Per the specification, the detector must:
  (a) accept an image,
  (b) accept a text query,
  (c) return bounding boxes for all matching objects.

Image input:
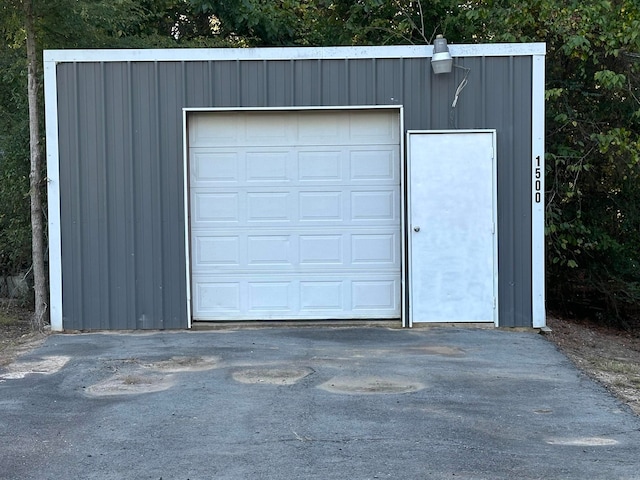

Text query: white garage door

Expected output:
[188,109,401,321]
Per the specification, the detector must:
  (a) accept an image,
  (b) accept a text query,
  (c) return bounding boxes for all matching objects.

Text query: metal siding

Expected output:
[375,59,403,106]
[513,57,533,327]
[482,57,533,327]
[158,63,188,328]
[211,61,240,107]
[240,61,265,106]
[57,64,82,330]
[349,59,374,105]
[321,60,347,105]
[184,62,210,107]
[130,63,158,328]
[78,63,109,329]
[267,60,294,106]
[486,57,516,327]
[104,62,134,329]
[55,53,536,329]
[451,58,479,129]
[293,60,321,105]
[430,67,453,129]
[402,58,430,130]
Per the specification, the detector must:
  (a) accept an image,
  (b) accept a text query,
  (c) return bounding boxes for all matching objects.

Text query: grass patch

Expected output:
[611,376,640,391]
[0,311,20,326]
[595,359,640,376]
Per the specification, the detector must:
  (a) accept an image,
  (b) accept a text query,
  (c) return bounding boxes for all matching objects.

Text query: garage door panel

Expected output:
[246,151,291,181]
[352,280,397,310]
[191,229,400,272]
[194,235,240,266]
[196,282,241,314]
[247,192,292,222]
[193,274,400,319]
[192,151,240,182]
[297,114,347,143]
[249,281,292,310]
[189,111,399,148]
[247,235,293,265]
[191,146,399,187]
[351,190,398,221]
[245,114,293,144]
[300,281,344,310]
[191,188,400,228]
[299,235,343,264]
[193,192,239,223]
[298,151,343,181]
[299,192,343,221]
[349,112,399,144]
[189,110,401,321]
[351,234,397,264]
[350,149,398,182]
[190,114,241,147]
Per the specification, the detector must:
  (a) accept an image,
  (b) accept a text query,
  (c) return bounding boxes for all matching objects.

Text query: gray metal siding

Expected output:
[56,54,534,329]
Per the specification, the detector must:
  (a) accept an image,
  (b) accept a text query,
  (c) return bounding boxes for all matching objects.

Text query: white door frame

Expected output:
[182,105,405,327]
[406,129,498,327]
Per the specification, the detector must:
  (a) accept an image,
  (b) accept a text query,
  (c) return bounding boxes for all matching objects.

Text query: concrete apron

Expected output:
[1,327,639,480]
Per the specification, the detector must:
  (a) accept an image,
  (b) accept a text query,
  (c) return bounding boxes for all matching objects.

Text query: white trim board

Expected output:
[182,109,192,329]
[44,53,63,332]
[531,54,546,328]
[44,43,546,64]
[183,105,404,113]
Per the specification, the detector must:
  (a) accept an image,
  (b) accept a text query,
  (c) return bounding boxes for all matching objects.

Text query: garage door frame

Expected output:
[182,106,406,328]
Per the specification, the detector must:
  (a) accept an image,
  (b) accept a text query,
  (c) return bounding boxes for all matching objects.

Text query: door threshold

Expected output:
[191,319,402,330]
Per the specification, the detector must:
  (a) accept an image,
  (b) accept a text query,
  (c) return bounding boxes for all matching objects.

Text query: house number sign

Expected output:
[534,155,542,203]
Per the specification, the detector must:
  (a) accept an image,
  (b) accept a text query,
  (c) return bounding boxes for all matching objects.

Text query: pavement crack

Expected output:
[291,429,313,442]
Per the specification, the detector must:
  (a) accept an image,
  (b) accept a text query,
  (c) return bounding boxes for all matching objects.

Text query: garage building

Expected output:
[44,43,546,330]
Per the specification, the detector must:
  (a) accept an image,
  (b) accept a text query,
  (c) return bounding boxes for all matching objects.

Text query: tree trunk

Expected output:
[24,0,48,329]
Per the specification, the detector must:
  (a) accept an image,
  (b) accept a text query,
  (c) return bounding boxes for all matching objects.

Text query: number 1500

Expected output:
[534,155,542,203]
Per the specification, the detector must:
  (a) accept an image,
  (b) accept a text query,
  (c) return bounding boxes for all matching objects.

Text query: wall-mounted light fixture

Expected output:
[431,35,453,74]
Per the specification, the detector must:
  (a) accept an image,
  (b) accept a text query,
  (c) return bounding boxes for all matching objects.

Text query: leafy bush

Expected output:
[462,0,640,327]
[0,45,31,277]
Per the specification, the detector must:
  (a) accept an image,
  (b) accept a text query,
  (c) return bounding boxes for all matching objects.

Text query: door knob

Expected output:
[413,226,420,232]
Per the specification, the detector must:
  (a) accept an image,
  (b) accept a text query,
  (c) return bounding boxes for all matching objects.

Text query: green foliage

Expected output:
[461,0,640,325]
[0,122,31,275]
[0,0,237,278]
[186,0,337,46]
[0,23,31,276]
[315,0,468,46]
[31,0,236,48]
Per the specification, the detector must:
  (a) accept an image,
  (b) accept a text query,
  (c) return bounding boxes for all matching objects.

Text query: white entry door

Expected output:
[407,130,497,324]
[188,109,402,321]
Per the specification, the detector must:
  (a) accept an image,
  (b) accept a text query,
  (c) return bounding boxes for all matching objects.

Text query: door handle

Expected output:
[413,226,420,232]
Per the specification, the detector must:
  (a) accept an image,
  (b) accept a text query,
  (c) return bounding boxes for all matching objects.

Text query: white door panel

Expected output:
[193,275,400,318]
[190,145,400,186]
[407,131,497,323]
[189,110,399,148]
[190,187,399,227]
[190,229,400,272]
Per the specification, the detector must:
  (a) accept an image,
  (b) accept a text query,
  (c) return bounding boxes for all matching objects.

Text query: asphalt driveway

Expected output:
[1,326,639,480]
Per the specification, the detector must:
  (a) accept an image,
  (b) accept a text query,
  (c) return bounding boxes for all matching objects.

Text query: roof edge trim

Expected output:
[44,43,546,63]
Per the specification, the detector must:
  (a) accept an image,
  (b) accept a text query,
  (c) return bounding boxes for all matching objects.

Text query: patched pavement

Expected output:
[1,326,639,479]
